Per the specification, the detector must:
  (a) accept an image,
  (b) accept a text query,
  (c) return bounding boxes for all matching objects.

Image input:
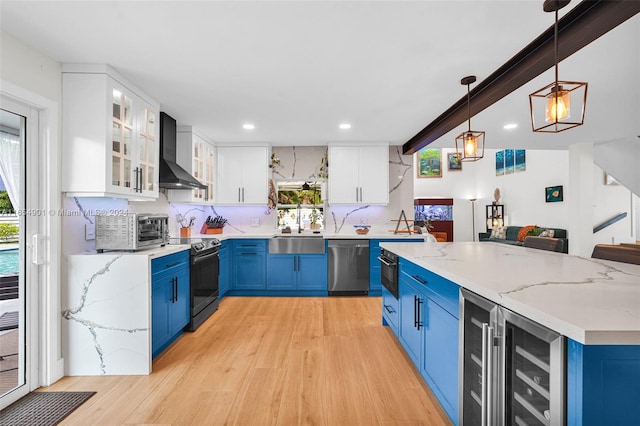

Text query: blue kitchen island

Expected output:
[380,241,640,426]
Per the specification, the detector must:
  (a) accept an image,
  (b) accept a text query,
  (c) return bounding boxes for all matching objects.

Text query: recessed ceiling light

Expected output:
[503,123,518,130]
[243,123,255,130]
[339,123,351,130]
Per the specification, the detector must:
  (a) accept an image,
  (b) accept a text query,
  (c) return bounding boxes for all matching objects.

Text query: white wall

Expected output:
[414,148,571,242]
[0,30,62,103]
[413,147,636,251]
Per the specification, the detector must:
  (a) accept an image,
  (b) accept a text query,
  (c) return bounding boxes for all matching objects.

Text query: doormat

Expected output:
[0,391,96,426]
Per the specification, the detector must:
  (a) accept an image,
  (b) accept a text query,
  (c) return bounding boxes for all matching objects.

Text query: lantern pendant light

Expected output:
[455,76,485,162]
[529,0,588,133]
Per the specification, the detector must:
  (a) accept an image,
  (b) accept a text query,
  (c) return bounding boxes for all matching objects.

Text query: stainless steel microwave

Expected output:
[95,213,169,252]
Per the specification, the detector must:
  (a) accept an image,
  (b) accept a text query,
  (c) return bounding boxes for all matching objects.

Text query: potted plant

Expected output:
[309,209,321,230]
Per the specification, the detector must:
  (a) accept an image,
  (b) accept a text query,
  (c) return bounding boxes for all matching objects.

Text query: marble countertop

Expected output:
[380,241,640,346]
[71,244,191,258]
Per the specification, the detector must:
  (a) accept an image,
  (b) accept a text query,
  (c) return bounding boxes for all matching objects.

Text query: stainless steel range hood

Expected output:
[159,112,206,190]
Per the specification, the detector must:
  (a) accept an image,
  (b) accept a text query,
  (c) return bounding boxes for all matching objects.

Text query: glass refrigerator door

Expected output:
[502,309,565,426]
[460,290,496,426]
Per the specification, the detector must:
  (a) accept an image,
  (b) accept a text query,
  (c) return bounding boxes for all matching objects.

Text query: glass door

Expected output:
[459,289,500,426]
[501,309,565,426]
[0,99,38,408]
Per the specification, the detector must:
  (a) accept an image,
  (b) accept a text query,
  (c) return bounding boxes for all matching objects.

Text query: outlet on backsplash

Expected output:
[251,217,260,227]
[360,218,368,225]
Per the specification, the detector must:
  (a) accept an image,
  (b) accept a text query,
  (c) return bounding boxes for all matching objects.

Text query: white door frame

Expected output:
[1,79,63,408]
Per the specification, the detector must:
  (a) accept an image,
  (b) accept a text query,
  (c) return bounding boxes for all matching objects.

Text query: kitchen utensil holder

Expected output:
[180,227,191,237]
[205,228,223,234]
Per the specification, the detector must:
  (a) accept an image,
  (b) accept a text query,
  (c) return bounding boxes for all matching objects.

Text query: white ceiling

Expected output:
[1,1,638,150]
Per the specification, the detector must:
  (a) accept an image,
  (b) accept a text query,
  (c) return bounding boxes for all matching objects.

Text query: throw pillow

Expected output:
[539,229,555,238]
[490,226,507,239]
[517,225,536,242]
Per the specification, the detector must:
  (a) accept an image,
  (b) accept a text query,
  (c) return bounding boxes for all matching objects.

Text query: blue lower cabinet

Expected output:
[567,339,640,426]
[381,287,400,335]
[266,253,327,293]
[422,298,459,424]
[151,274,173,356]
[398,277,424,367]
[233,239,267,290]
[218,241,231,298]
[397,258,460,425]
[297,254,327,291]
[151,250,190,358]
[267,255,296,290]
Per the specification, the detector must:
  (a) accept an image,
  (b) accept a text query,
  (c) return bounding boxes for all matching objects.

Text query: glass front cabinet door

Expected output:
[62,64,160,200]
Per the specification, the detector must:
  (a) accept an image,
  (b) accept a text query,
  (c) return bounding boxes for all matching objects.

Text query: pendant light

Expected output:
[455,76,485,162]
[529,0,587,133]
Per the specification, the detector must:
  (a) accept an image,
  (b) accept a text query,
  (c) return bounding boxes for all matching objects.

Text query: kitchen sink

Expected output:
[269,235,325,254]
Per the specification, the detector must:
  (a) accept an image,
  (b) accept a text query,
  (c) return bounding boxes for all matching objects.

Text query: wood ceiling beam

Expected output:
[402,0,640,155]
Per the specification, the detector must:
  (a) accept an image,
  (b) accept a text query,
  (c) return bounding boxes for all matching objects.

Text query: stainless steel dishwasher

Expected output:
[327,239,369,295]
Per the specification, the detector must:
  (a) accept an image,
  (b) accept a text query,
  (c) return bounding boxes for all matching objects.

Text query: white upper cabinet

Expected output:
[328,144,389,205]
[167,127,216,204]
[216,145,269,205]
[62,64,160,200]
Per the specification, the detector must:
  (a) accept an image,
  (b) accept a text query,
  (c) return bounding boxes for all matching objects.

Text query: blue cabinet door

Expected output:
[399,278,423,367]
[233,240,266,290]
[422,297,459,425]
[152,274,172,357]
[381,287,400,335]
[234,253,266,289]
[171,268,191,335]
[297,254,327,290]
[267,254,296,290]
[218,242,231,297]
[567,340,640,426]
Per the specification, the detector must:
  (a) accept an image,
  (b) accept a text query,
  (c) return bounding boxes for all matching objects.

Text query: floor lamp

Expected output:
[469,198,477,242]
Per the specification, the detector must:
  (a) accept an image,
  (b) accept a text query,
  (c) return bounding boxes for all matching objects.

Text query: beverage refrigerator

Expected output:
[459,289,566,426]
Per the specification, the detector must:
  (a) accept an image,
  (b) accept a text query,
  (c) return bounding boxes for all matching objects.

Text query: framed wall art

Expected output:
[515,149,526,172]
[504,149,515,175]
[495,150,505,176]
[416,148,442,178]
[447,152,462,171]
[545,185,563,203]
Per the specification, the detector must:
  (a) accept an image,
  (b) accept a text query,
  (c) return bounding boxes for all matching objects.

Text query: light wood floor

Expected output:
[44,297,451,425]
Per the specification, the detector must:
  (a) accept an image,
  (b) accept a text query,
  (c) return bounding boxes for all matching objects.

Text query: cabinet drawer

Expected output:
[382,287,400,331]
[152,250,190,278]
[233,239,267,253]
[400,259,459,318]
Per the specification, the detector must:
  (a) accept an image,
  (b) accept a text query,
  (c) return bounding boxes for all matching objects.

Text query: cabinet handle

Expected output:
[242,187,245,202]
[165,261,181,268]
[138,168,143,192]
[238,188,241,202]
[416,298,423,330]
[174,277,179,302]
[413,296,418,328]
[359,187,363,202]
[481,323,495,426]
[133,167,139,192]
[383,304,394,314]
[170,277,175,302]
[240,252,257,255]
[412,275,427,285]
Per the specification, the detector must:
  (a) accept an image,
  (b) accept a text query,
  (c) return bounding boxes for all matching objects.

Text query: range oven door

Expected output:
[378,250,399,298]
[191,250,219,318]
